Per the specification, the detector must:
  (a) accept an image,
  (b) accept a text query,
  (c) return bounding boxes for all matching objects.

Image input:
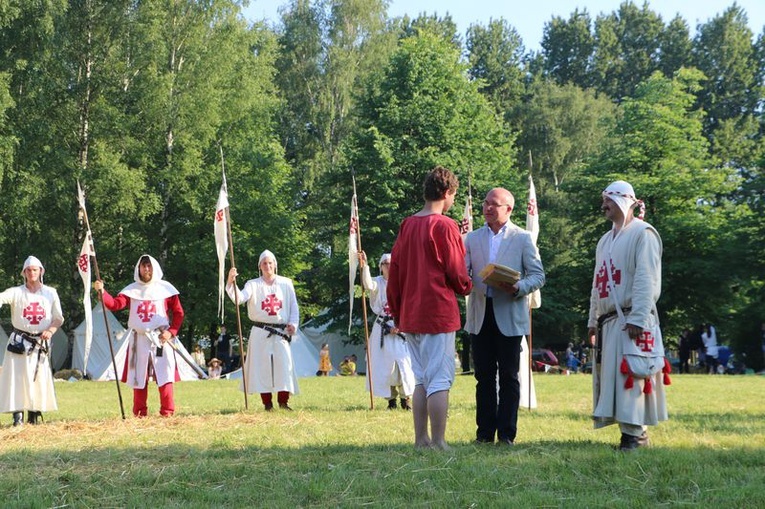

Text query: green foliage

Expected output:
[465,18,526,119]
[310,29,515,334]
[541,9,595,89]
[567,69,740,336]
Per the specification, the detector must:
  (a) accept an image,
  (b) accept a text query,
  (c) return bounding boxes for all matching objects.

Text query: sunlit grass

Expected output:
[1,373,763,507]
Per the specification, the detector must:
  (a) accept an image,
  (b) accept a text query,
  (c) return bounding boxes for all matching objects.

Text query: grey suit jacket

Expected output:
[464,221,545,337]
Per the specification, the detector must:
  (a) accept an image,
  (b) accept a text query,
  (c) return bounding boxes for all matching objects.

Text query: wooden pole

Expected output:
[78,183,126,420]
[353,176,374,409]
[225,207,249,410]
[219,148,249,410]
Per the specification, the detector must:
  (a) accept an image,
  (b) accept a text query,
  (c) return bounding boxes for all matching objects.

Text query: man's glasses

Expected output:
[482,200,511,209]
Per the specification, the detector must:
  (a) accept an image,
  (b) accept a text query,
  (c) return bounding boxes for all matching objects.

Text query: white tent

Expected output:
[73,304,201,381]
[73,304,129,380]
[223,330,321,380]
[50,329,69,372]
[0,325,7,374]
[223,322,365,380]
[301,320,367,375]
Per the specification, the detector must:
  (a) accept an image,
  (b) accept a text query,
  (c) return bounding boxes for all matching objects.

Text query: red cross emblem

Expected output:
[261,294,283,316]
[216,209,225,223]
[527,198,537,216]
[137,301,157,322]
[383,303,391,315]
[23,302,46,325]
[594,260,621,298]
[349,216,358,235]
[78,253,89,273]
[635,331,655,352]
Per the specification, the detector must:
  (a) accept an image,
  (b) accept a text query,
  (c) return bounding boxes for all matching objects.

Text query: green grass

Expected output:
[1,373,763,508]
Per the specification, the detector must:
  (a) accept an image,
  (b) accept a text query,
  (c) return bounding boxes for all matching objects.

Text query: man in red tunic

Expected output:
[387,166,472,450]
[94,255,184,417]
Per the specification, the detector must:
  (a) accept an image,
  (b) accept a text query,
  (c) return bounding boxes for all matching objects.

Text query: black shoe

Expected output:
[26,411,42,425]
[400,398,411,411]
[387,399,397,410]
[264,403,274,412]
[474,437,494,444]
[278,403,293,411]
[619,432,648,451]
[12,412,23,427]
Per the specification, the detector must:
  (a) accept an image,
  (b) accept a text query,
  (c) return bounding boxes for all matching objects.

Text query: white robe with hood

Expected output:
[227,260,300,395]
[117,255,181,389]
[588,219,668,428]
[361,265,415,399]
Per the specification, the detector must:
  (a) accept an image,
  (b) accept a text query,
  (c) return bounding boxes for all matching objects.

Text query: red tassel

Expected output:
[663,358,672,385]
[624,375,634,390]
[643,377,652,394]
[620,357,630,375]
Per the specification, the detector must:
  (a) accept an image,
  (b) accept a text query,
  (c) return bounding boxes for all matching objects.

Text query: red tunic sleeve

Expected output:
[100,290,130,311]
[164,294,185,337]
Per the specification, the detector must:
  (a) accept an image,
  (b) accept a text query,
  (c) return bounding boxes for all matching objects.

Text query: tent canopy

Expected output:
[0,324,67,373]
[73,304,201,381]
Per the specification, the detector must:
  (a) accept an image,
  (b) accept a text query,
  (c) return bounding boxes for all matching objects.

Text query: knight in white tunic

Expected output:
[0,256,64,426]
[587,180,669,451]
[360,251,415,410]
[95,255,185,417]
[227,250,299,411]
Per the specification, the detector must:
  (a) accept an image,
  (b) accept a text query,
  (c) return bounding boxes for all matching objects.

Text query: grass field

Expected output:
[1,372,763,508]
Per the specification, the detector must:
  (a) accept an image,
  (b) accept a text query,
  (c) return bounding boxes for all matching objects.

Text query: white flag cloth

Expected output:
[461,193,473,234]
[526,175,541,309]
[215,181,229,322]
[348,191,359,334]
[77,234,94,375]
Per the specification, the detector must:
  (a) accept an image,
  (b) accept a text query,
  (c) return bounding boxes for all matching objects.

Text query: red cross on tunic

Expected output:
[137,301,157,322]
[23,302,46,325]
[78,253,89,273]
[261,294,283,316]
[635,331,655,352]
[594,260,621,298]
[383,303,391,316]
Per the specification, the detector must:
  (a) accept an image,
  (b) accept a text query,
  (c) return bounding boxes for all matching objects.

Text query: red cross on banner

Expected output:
[77,253,89,273]
[261,294,283,316]
[23,302,46,325]
[527,197,537,216]
[635,331,655,352]
[137,301,157,322]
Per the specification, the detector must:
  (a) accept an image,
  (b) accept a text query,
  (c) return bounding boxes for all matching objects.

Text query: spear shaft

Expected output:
[78,185,126,420]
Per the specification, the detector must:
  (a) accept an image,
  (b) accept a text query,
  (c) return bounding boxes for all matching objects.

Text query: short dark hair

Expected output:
[139,255,152,266]
[423,165,458,201]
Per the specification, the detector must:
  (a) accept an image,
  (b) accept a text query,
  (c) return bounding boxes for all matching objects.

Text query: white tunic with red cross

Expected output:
[361,266,415,399]
[227,275,299,395]
[0,284,64,413]
[587,219,668,428]
[120,281,180,389]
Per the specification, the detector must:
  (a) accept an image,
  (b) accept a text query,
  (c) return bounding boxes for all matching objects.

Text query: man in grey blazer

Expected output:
[465,187,545,445]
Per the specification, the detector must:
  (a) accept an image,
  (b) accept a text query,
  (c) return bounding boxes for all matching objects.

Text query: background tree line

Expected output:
[0,0,762,369]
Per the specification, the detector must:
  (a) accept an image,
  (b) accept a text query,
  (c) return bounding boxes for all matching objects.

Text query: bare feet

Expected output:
[430,440,451,451]
[414,440,432,448]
